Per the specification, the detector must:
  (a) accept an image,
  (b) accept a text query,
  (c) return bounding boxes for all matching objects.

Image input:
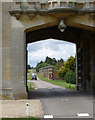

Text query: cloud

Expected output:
[28,39,76,67]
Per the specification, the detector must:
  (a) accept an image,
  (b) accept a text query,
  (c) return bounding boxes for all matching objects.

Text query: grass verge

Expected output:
[27,72,32,80]
[0,117,40,120]
[27,82,35,90]
[36,73,76,90]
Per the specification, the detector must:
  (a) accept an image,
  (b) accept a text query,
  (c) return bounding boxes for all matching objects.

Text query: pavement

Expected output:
[28,78,94,119]
[0,99,43,118]
[1,76,94,119]
[29,88,93,119]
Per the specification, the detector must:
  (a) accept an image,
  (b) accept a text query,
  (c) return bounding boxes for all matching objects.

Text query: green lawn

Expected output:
[27,82,35,90]
[27,72,32,80]
[36,74,76,90]
[0,117,40,120]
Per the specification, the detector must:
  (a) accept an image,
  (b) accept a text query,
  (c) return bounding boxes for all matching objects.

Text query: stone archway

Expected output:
[1,1,95,99]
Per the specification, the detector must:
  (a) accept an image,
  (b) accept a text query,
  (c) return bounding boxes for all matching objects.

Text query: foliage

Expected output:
[45,56,57,65]
[58,56,76,79]
[54,59,64,70]
[64,56,76,72]
[27,72,32,80]
[58,66,67,79]
[36,56,65,72]
[36,62,50,72]
[58,58,64,63]
[27,65,31,69]
[64,71,76,84]
[27,82,35,90]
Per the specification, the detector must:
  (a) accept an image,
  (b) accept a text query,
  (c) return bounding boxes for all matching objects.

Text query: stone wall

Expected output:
[53,70,60,80]
[1,0,95,99]
[76,30,95,93]
[1,2,27,99]
[39,66,59,80]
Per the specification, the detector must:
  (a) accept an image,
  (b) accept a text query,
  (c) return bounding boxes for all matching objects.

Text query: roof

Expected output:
[39,65,53,70]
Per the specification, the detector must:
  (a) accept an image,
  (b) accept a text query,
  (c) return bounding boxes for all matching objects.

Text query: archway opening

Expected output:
[26,26,79,93]
[25,26,93,118]
[27,39,76,89]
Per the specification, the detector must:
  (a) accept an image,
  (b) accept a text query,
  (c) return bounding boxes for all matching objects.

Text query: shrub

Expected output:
[64,71,76,84]
[58,66,67,79]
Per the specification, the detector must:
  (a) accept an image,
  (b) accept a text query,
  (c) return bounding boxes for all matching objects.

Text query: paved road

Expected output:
[28,80,93,119]
[28,78,65,89]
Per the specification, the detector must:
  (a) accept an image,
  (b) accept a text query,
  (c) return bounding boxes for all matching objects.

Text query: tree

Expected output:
[52,58,57,65]
[54,58,64,70]
[54,61,63,70]
[64,71,76,84]
[45,56,53,65]
[36,62,50,72]
[27,65,31,69]
[58,66,67,79]
[58,56,76,79]
[58,58,64,63]
[64,56,76,72]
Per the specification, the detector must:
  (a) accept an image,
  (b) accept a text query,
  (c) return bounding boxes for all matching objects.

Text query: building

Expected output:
[39,66,59,80]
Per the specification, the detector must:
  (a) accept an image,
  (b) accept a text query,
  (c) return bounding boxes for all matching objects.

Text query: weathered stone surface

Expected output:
[1,0,95,99]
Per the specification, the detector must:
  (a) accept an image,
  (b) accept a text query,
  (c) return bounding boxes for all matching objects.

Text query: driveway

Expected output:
[28,78,93,119]
[28,78,65,89]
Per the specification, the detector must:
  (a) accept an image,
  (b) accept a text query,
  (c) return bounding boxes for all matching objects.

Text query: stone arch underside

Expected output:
[26,26,82,44]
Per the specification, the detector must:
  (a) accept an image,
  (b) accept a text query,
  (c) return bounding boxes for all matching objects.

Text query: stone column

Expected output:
[77,43,83,91]
[11,16,27,99]
[90,35,95,94]
[0,2,2,115]
[26,49,28,93]
[80,31,94,93]
[81,31,91,92]
[0,1,2,99]
[76,44,78,90]
[82,35,90,92]
[2,2,12,99]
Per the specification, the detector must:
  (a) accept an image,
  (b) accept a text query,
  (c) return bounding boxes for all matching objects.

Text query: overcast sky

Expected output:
[27,39,76,67]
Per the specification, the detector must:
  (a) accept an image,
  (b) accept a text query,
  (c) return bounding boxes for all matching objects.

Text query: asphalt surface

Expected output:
[28,81,93,119]
[28,78,65,89]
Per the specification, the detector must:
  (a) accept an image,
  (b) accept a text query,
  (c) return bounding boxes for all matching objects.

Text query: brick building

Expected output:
[39,66,59,80]
[53,70,60,80]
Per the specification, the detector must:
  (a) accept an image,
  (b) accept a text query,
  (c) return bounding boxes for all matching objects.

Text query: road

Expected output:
[28,76,93,119]
[29,78,65,89]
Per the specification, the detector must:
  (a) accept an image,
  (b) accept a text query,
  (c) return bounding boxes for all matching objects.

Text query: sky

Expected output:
[27,39,76,67]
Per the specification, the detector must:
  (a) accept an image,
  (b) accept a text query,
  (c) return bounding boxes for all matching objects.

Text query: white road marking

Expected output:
[48,88,53,90]
[44,115,53,118]
[61,99,69,102]
[35,88,39,90]
[77,113,89,117]
[62,88,65,89]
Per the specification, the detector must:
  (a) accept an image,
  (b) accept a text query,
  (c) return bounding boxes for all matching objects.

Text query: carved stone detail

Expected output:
[28,13,35,20]
[27,4,36,11]
[34,2,41,10]
[15,13,21,20]
[11,2,22,11]
[20,1,29,11]
[9,1,95,16]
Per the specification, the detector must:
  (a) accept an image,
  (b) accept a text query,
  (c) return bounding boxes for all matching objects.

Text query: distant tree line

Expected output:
[36,56,64,72]
[36,56,76,84]
[27,65,32,69]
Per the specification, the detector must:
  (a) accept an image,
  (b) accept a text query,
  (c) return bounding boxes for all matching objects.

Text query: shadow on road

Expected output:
[28,88,93,99]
